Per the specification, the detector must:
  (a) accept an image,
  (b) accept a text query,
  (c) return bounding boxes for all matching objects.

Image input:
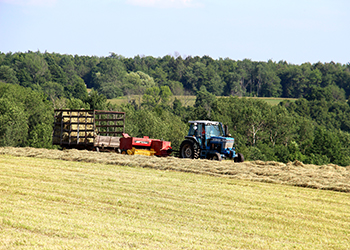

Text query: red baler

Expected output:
[120,134,172,157]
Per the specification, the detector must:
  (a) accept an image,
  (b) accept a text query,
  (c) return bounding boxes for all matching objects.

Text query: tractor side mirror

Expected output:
[224,125,231,137]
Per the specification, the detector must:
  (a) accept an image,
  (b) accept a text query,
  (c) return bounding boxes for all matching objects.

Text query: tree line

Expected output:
[0,51,350,166]
[1,51,350,101]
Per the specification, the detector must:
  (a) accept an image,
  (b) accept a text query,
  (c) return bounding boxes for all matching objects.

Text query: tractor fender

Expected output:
[184,136,199,144]
[184,136,200,153]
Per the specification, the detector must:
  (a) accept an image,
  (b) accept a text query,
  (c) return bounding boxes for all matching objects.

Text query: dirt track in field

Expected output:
[1,147,350,193]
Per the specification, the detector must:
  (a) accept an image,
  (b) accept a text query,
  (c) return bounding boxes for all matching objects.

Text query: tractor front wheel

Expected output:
[234,153,244,162]
[180,140,200,159]
[211,152,222,161]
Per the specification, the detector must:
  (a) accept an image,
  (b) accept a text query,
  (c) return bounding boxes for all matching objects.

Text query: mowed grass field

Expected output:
[1,150,350,249]
[108,95,197,107]
[108,95,296,107]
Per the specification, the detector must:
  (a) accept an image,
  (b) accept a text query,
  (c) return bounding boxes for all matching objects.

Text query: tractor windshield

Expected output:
[188,122,225,137]
[206,124,224,137]
[188,123,204,137]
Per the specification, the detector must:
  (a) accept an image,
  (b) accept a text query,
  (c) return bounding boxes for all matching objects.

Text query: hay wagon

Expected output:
[52,109,125,152]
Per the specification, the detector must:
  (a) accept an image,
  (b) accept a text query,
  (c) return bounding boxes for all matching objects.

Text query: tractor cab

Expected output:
[187,121,224,147]
[180,120,244,162]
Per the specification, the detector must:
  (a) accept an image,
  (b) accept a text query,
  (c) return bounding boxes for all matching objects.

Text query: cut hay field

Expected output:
[108,95,197,107]
[1,147,350,249]
[108,95,296,107]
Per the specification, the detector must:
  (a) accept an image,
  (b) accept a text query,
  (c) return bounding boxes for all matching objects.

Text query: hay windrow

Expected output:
[1,147,350,193]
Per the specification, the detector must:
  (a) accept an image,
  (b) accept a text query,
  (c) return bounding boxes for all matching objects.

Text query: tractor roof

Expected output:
[188,120,220,125]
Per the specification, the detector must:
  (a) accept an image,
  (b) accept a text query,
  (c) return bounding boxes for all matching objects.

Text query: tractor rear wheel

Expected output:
[180,140,200,159]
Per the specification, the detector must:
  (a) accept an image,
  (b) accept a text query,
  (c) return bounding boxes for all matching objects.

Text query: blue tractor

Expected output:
[179,120,244,162]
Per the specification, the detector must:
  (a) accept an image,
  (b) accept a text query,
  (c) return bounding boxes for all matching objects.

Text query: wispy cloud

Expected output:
[0,0,57,6]
[126,0,202,8]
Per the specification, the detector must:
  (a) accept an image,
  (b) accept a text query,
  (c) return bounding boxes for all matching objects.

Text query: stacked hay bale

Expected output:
[53,110,95,145]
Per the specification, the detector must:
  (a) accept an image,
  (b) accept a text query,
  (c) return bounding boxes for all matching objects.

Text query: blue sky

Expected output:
[0,0,349,64]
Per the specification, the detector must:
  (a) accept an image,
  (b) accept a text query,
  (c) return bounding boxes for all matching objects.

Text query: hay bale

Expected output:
[54,111,95,144]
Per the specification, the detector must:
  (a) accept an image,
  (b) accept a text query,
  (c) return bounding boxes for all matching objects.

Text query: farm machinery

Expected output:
[52,109,172,156]
[179,120,244,162]
[53,109,126,151]
[119,134,172,157]
[52,110,242,161]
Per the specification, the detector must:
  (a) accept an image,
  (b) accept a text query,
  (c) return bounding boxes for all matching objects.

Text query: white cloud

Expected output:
[0,0,56,6]
[126,0,201,8]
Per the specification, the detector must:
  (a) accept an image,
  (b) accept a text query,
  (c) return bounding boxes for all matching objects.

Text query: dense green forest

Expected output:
[1,51,350,166]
